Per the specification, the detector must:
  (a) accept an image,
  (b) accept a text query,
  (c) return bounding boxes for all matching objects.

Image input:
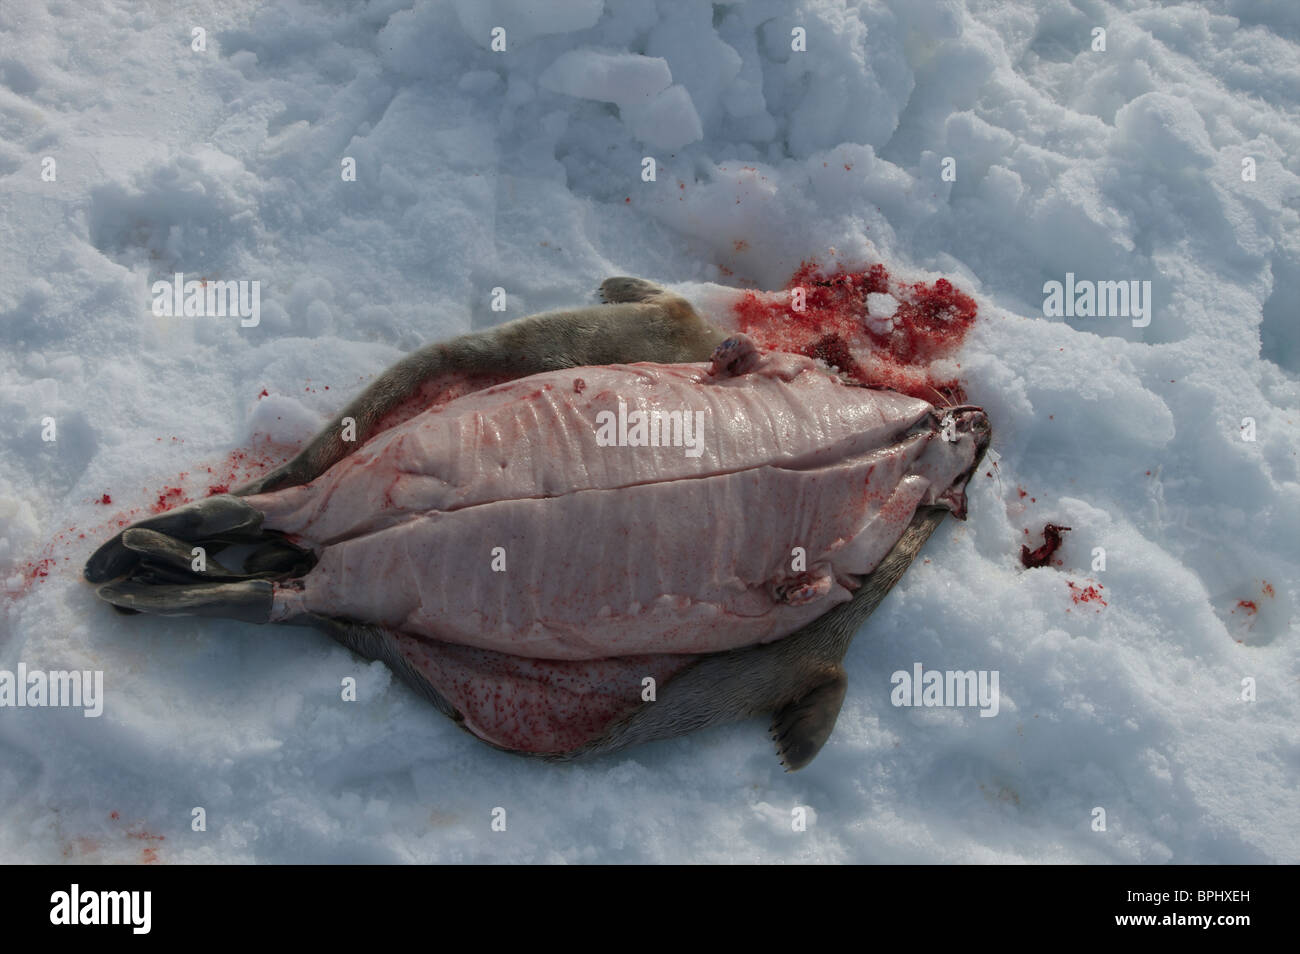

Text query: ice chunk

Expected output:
[621,84,703,150]
[539,51,672,107]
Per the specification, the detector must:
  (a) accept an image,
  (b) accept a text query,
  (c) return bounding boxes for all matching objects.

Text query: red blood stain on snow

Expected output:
[139,448,290,515]
[5,553,59,600]
[734,239,749,252]
[1021,524,1071,568]
[63,813,166,861]
[1233,600,1258,615]
[1067,581,1106,610]
[802,334,866,383]
[5,441,297,603]
[151,486,185,513]
[1262,581,1275,597]
[101,813,166,863]
[61,836,100,859]
[732,260,977,403]
[28,557,55,581]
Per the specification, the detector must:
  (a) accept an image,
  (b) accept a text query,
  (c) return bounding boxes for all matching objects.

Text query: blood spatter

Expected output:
[98,494,112,504]
[134,447,290,517]
[22,557,55,585]
[151,486,185,514]
[1021,523,1071,568]
[1067,581,1107,608]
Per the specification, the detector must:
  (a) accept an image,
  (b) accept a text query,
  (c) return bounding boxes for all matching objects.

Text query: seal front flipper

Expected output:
[771,666,848,771]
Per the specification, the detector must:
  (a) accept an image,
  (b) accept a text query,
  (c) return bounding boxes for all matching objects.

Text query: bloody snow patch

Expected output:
[109,814,166,864]
[151,486,185,513]
[1021,523,1071,568]
[19,557,55,587]
[732,261,977,403]
[3,540,79,600]
[138,446,293,515]
[1067,581,1107,609]
[6,445,295,603]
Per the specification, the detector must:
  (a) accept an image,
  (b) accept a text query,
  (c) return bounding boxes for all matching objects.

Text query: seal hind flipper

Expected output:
[120,528,241,579]
[117,527,312,581]
[771,666,848,771]
[95,579,273,623]
[84,494,266,583]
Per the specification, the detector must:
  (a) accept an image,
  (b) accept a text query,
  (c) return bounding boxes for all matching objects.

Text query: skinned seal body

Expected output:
[85,278,990,769]
[254,349,977,661]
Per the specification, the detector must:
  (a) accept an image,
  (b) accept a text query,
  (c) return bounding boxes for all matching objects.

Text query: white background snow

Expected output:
[1,0,1297,863]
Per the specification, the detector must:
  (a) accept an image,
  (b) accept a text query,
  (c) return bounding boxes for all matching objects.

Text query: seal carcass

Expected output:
[85,279,989,769]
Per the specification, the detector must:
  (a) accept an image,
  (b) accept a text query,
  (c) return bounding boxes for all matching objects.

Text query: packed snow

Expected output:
[1,0,1297,863]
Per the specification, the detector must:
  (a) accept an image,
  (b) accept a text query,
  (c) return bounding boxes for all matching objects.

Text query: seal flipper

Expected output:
[84,494,267,583]
[84,495,312,627]
[771,666,848,771]
[95,579,273,623]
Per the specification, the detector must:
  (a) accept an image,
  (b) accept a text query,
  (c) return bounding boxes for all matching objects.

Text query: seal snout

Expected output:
[935,405,991,520]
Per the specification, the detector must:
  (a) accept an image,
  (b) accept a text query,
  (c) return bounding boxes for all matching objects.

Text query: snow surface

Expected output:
[1,0,1298,863]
